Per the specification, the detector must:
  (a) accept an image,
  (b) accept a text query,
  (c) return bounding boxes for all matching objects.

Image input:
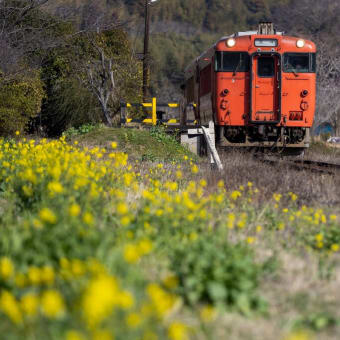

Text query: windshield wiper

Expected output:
[291,67,299,77]
[233,55,242,76]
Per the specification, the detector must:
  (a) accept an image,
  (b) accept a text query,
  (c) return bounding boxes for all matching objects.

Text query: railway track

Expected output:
[253,156,340,175]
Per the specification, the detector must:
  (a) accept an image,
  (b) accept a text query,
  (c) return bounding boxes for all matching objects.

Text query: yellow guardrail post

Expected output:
[152,97,157,125]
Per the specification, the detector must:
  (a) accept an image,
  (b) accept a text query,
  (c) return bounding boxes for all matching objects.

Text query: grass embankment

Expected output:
[0,126,340,340]
[66,125,194,163]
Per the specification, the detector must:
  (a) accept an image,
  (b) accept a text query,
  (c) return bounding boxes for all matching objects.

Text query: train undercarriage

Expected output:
[216,125,309,150]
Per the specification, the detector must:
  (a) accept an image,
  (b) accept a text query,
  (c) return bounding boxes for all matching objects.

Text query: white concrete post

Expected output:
[202,121,223,171]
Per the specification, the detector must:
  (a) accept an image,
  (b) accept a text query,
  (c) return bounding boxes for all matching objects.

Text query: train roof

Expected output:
[184,29,314,78]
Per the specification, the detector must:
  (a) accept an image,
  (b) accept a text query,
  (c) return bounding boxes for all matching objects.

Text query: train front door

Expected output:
[251,55,280,123]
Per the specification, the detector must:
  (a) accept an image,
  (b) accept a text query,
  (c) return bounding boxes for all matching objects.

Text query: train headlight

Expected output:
[226,38,236,47]
[296,39,305,48]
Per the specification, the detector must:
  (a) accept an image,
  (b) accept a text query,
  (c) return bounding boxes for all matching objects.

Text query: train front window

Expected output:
[257,57,275,77]
[215,52,250,72]
[283,53,313,73]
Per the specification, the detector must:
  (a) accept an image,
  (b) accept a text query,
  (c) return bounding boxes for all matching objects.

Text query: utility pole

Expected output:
[143,0,150,103]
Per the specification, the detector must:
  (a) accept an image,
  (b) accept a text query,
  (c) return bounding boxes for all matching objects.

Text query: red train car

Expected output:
[183,23,316,154]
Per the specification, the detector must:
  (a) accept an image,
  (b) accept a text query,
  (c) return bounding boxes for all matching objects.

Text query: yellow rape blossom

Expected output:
[247,236,256,244]
[68,204,81,217]
[163,275,179,290]
[92,330,113,340]
[41,266,55,285]
[230,190,241,200]
[126,312,142,328]
[200,305,217,322]
[191,164,199,174]
[124,244,141,264]
[39,208,57,224]
[28,266,41,285]
[168,322,189,340]
[0,257,14,279]
[331,244,339,252]
[65,330,85,340]
[41,290,65,319]
[0,291,22,324]
[20,293,39,317]
[82,274,120,327]
[82,212,94,226]
[117,202,128,215]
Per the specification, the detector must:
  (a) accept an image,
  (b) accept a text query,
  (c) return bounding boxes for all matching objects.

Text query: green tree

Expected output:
[0,70,45,135]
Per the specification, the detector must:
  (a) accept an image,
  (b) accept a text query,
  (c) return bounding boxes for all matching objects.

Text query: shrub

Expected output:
[0,70,44,136]
[169,233,267,314]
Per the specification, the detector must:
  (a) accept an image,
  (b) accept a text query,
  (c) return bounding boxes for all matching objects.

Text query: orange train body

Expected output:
[184,24,316,150]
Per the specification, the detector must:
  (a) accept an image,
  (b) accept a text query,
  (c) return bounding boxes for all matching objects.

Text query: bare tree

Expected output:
[86,46,115,126]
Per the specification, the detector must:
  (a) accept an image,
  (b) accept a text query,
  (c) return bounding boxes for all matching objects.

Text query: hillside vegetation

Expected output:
[1,0,338,136]
[43,0,340,133]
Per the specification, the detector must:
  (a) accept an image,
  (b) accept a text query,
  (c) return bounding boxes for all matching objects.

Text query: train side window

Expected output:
[283,53,312,73]
[215,52,250,72]
[310,53,316,72]
[215,52,222,71]
[257,57,274,77]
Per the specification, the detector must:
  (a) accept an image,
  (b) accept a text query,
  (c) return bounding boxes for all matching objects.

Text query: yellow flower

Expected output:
[191,164,199,174]
[138,239,153,255]
[20,293,39,317]
[217,180,224,188]
[256,225,262,233]
[199,179,207,187]
[316,241,324,249]
[331,244,339,252]
[82,274,120,327]
[246,236,256,244]
[41,266,55,285]
[41,290,65,319]
[284,330,312,340]
[15,130,20,136]
[230,190,241,200]
[83,212,94,226]
[39,208,57,224]
[273,193,282,202]
[282,208,289,213]
[111,141,118,149]
[0,291,22,324]
[47,181,64,195]
[68,204,81,217]
[0,257,14,279]
[124,244,140,264]
[200,305,216,322]
[117,202,128,215]
[28,266,41,285]
[278,222,285,230]
[71,259,86,277]
[15,273,26,288]
[118,290,134,309]
[147,283,177,318]
[126,312,142,328]
[120,216,131,226]
[65,330,85,340]
[92,330,113,340]
[163,275,179,289]
[315,233,323,242]
[168,322,189,340]
[330,215,337,221]
[176,170,183,179]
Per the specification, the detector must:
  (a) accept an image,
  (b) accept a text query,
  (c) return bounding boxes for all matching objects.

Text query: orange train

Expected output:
[183,23,316,153]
